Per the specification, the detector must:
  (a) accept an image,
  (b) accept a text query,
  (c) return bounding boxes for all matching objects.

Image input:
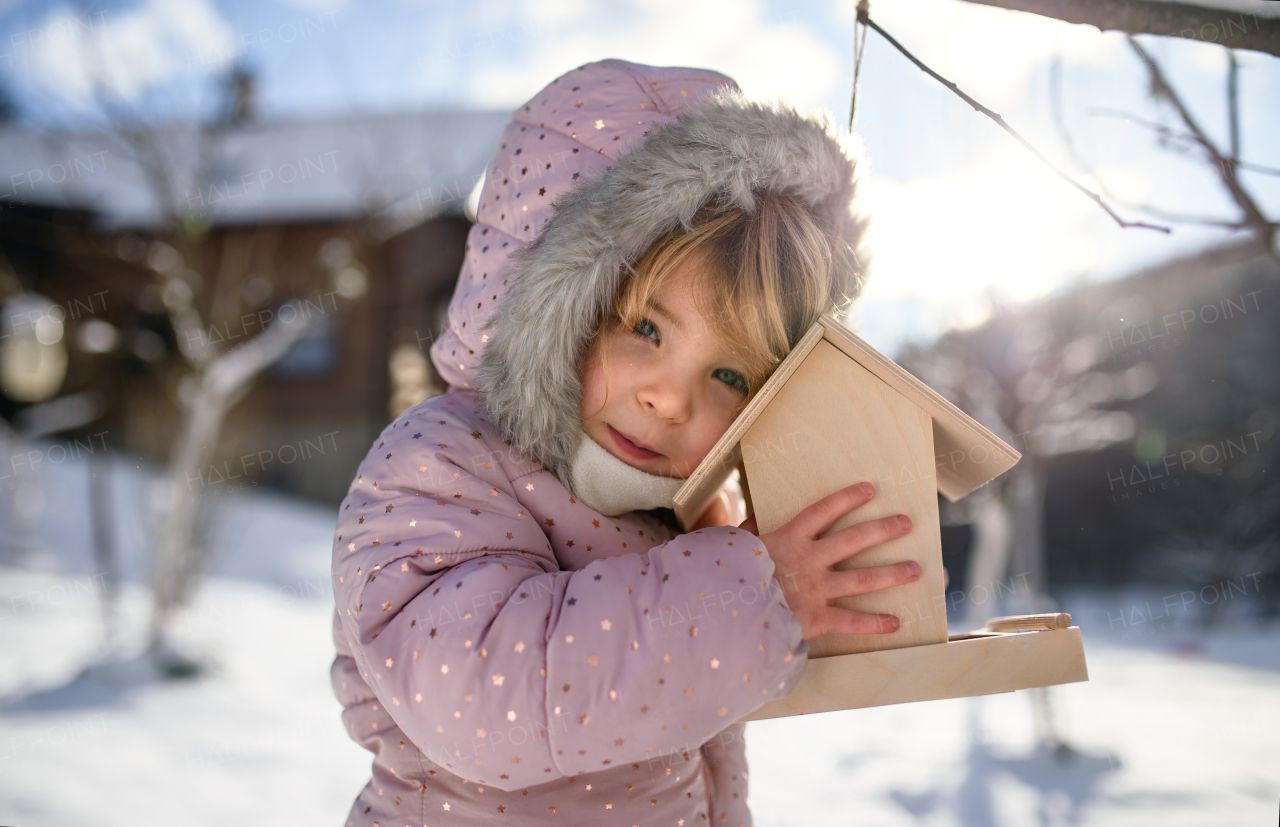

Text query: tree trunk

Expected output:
[147,300,315,659]
[88,451,119,653]
[1009,458,1055,615]
[963,484,1015,629]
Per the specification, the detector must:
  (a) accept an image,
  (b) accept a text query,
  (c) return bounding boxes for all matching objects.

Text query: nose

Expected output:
[636,372,692,424]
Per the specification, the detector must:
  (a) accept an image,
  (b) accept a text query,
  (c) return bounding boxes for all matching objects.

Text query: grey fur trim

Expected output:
[476,89,867,491]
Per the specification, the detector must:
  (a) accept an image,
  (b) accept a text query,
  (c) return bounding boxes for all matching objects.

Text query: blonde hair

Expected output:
[602,191,852,397]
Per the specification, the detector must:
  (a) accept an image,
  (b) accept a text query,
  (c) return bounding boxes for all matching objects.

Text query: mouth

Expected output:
[607,424,664,461]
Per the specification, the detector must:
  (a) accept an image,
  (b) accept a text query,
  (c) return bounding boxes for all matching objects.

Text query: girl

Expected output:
[331,59,921,826]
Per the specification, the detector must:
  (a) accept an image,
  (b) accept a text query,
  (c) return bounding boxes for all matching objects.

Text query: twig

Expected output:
[1108,205,1263,229]
[849,0,870,132]
[1227,50,1240,161]
[1049,62,1248,232]
[858,9,1170,234]
[1236,160,1280,178]
[1087,108,1198,146]
[1047,55,1080,165]
[1089,107,1280,176]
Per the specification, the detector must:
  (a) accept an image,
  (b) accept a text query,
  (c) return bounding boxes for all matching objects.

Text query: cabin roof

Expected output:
[0,109,509,232]
[674,314,1021,527]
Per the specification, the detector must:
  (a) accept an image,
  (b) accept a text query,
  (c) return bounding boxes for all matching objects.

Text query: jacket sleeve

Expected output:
[540,526,808,779]
[702,722,753,827]
[334,412,808,792]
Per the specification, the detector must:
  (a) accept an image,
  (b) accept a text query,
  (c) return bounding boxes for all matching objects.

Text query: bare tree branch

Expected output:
[1050,58,1262,231]
[1126,35,1277,256]
[858,8,1171,233]
[1237,159,1280,177]
[849,11,870,132]
[1088,108,1198,147]
[1227,49,1240,160]
[957,0,1280,58]
[1049,54,1102,173]
[1088,107,1280,176]
[1103,204,1263,229]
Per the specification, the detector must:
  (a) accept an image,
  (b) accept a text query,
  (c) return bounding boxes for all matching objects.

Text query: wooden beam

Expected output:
[738,626,1088,721]
[956,0,1280,58]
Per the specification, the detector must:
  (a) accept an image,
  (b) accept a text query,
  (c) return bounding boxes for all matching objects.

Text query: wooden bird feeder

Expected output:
[673,314,1088,720]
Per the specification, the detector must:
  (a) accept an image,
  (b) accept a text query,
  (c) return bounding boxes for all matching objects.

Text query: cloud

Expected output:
[847,150,1113,352]
[25,0,236,103]
[424,0,842,115]
[272,0,346,13]
[858,149,1110,309]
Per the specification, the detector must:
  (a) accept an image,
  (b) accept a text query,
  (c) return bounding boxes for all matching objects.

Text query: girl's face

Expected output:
[580,254,752,478]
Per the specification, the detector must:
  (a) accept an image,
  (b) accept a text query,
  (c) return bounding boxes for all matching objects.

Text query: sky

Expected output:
[0,0,1277,355]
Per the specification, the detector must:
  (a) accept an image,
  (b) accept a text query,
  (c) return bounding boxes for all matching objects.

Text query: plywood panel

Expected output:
[737,627,1089,721]
[817,316,1021,501]
[672,323,825,530]
[741,340,948,657]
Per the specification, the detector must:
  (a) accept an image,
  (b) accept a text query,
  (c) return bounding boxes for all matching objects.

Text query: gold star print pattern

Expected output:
[332,64,798,825]
[337,510,785,823]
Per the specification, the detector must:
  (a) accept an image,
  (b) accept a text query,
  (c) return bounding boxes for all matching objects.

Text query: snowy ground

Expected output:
[1,449,1278,826]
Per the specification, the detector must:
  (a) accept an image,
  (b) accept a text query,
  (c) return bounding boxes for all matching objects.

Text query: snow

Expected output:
[746,632,1280,826]
[2,447,1278,826]
[0,571,365,825]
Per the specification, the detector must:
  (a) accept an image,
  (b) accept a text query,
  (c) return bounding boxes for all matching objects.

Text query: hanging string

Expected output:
[854,5,1170,233]
[848,0,869,133]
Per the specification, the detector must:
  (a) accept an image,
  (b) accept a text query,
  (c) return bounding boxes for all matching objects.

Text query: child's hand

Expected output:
[739,482,919,641]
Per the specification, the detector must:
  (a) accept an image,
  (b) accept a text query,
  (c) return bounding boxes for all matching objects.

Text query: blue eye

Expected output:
[713,367,748,395]
[631,318,659,343]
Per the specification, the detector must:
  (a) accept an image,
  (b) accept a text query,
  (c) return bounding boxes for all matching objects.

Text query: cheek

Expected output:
[684,405,738,465]
[580,347,607,419]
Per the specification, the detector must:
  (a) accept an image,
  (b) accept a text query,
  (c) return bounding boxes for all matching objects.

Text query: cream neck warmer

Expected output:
[568,431,684,517]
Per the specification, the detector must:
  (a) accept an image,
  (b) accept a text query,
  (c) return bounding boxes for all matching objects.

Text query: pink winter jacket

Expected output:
[331,60,864,827]
[331,389,804,826]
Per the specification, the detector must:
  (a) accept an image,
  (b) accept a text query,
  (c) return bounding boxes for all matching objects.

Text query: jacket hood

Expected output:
[430,59,867,493]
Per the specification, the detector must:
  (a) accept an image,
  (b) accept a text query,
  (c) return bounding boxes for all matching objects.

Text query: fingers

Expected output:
[738,513,758,534]
[822,560,921,600]
[791,482,876,539]
[807,606,900,639]
[815,513,913,568]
